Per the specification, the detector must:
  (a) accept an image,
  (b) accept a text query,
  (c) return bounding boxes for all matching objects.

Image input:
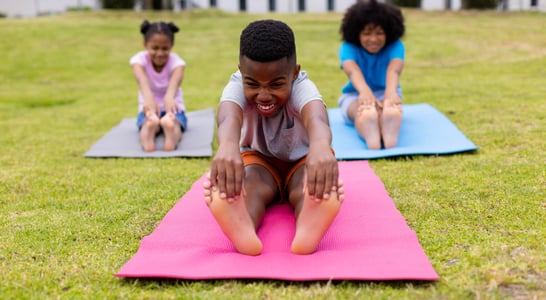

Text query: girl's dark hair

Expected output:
[239,19,296,63]
[340,0,405,46]
[140,20,179,44]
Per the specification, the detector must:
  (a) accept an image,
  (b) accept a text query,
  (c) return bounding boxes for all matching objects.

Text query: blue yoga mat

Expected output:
[329,103,478,160]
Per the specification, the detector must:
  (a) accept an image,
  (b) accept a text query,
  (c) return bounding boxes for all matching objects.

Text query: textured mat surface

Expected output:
[116,161,439,281]
[329,103,478,160]
[85,108,214,158]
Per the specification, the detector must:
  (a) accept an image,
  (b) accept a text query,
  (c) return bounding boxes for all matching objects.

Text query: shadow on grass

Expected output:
[119,277,436,290]
[338,149,480,163]
[21,98,77,108]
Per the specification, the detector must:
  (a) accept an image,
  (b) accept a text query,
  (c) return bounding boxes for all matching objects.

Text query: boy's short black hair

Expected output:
[240,19,296,63]
[140,20,179,44]
[340,0,405,46]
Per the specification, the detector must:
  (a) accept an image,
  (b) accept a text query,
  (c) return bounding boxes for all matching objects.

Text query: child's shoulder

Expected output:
[384,39,405,53]
[294,70,310,83]
[132,50,148,58]
[167,52,186,67]
[129,50,149,65]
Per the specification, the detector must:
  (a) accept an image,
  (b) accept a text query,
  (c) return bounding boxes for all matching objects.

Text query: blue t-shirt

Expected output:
[339,39,405,94]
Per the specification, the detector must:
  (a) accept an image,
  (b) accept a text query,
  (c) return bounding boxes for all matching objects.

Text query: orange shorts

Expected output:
[241,151,306,201]
[241,148,335,202]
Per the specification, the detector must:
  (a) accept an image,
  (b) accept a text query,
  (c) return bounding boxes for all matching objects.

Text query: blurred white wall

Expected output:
[3,0,543,17]
[0,0,100,18]
[503,0,546,11]
[247,0,268,13]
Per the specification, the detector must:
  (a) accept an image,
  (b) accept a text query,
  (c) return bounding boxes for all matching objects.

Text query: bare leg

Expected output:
[380,105,402,149]
[160,113,182,151]
[140,115,160,152]
[355,104,381,150]
[289,168,344,255]
[203,165,277,256]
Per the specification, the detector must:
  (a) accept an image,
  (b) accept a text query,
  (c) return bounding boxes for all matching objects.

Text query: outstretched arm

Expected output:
[132,64,160,116]
[383,58,404,107]
[342,60,376,106]
[210,101,245,201]
[301,100,339,201]
[163,65,185,113]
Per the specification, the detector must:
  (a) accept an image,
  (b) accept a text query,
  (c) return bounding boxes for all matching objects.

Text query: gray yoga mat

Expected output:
[84,108,215,158]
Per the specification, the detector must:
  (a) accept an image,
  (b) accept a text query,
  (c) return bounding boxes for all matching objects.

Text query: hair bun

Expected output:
[140,20,151,35]
[167,22,179,34]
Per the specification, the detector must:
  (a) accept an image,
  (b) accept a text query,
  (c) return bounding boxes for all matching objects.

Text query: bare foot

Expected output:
[140,117,159,152]
[291,181,344,255]
[203,179,263,256]
[355,105,381,150]
[160,113,182,151]
[381,105,402,149]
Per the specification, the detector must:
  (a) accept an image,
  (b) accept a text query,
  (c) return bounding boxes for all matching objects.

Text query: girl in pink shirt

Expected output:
[130,20,187,152]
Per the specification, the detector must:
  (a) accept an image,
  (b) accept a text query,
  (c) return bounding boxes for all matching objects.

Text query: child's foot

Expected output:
[355,105,381,150]
[140,119,159,152]
[381,105,402,149]
[160,113,182,151]
[203,179,263,256]
[291,181,344,255]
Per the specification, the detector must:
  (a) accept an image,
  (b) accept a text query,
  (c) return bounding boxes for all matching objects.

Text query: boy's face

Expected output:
[239,56,300,117]
[144,33,173,69]
[359,23,386,54]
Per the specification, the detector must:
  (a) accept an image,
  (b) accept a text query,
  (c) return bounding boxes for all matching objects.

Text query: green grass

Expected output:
[0,8,544,299]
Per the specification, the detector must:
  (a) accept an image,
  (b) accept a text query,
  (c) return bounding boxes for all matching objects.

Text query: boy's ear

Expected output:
[292,64,301,81]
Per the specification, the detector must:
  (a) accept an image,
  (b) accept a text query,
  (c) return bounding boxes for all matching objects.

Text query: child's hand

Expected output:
[145,109,159,122]
[358,91,377,108]
[383,96,402,109]
[163,99,180,114]
[144,102,161,119]
[209,142,244,202]
[305,145,338,201]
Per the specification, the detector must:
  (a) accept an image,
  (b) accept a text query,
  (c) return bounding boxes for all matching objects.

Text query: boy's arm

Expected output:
[341,60,376,106]
[163,65,185,113]
[301,100,339,200]
[384,58,404,106]
[210,101,245,200]
[132,64,159,116]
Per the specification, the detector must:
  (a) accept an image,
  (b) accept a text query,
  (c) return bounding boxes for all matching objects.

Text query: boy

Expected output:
[203,20,344,256]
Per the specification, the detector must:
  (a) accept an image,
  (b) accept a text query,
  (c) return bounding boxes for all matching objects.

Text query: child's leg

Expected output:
[204,165,278,256]
[380,104,402,149]
[160,113,182,151]
[288,167,344,255]
[354,104,381,150]
[140,113,160,152]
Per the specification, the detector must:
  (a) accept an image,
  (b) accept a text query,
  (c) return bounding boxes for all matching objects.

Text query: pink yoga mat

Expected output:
[116,161,439,281]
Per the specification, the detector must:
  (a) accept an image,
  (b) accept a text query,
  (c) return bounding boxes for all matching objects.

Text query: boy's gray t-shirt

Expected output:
[220,70,323,162]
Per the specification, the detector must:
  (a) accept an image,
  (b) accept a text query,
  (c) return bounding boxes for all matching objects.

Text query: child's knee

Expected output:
[287,186,304,205]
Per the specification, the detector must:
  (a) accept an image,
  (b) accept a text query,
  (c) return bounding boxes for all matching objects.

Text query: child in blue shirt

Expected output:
[338,0,405,149]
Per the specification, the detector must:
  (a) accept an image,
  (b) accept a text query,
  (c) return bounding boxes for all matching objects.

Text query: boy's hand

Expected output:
[210,141,244,202]
[305,144,338,201]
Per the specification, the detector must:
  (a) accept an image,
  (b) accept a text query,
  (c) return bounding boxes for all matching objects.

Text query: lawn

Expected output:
[0,8,544,299]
